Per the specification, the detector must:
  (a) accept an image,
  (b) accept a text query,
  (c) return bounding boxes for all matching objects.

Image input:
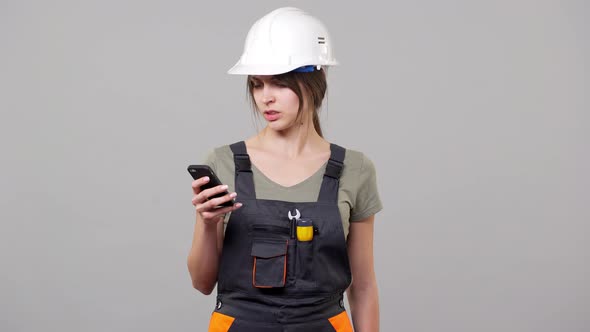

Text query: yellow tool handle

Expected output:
[296,226,314,241]
[296,219,314,241]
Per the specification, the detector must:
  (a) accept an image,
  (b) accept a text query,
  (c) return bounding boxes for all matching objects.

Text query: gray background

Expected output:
[1,0,588,331]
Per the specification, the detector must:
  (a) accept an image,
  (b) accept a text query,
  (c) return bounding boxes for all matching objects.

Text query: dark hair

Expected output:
[247,68,327,137]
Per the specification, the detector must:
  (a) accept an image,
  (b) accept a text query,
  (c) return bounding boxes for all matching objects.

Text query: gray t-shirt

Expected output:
[203,145,382,238]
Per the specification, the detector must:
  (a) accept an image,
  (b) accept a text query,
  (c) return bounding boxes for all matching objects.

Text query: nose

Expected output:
[261,86,275,105]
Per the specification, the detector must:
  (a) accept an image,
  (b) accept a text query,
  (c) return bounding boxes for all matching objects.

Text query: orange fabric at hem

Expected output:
[208,312,235,332]
[328,311,353,332]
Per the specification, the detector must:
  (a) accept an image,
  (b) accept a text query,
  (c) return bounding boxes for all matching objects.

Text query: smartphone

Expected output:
[187,165,235,208]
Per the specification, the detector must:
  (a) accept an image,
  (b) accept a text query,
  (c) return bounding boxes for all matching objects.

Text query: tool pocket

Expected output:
[295,240,316,288]
[251,238,288,288]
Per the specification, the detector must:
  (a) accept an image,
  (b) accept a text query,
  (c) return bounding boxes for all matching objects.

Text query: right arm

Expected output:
[187,177,242,295]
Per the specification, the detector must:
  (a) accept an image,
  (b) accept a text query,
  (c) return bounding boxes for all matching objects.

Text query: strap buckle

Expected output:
[324,159,343,179]
[234,154,252,172]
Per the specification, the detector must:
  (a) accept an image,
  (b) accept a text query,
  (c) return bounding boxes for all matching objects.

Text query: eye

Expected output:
[251,81,262,89]
[272,81,287,88]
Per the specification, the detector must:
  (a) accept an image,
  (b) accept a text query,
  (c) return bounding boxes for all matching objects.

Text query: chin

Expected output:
[266,121,296,132]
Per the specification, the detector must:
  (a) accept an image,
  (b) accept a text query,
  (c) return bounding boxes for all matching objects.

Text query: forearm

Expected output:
[187,219,221,294]
[347,282,380,332]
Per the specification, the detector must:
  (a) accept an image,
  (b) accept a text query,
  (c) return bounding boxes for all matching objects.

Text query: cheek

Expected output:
[282,90,300,111]
[251,91,265,108]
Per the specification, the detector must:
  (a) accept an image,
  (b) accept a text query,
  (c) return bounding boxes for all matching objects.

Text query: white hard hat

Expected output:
[228,7,338,75]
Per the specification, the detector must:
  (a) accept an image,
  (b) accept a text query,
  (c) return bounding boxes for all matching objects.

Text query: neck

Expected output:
[254,120,327,159]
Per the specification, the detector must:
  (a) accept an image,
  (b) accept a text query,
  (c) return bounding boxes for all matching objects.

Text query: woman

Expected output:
[188,7,382,331]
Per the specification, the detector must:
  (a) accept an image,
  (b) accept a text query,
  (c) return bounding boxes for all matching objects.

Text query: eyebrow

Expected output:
[249,76,283,85]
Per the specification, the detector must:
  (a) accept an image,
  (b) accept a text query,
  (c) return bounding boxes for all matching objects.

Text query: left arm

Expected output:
[346,214,379,332]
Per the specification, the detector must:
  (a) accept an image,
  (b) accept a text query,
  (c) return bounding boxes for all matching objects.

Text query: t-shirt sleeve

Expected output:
[350,153,383,222]
[202,149,217,173]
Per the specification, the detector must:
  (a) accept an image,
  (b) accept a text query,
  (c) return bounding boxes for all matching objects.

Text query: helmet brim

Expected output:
[227,61,339,76]
[227,63,302,76]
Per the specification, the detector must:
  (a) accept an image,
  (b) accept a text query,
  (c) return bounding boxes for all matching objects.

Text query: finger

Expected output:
[193,184,227,205]
[192,190,235,206]
[196,184,230,205]
[191,176,210,194]
[195,191,239,214]
[191,195,200,206]
[196,190,235,212]
[199,184,229,200]
[207,191,237,208]
[201,202,243,220]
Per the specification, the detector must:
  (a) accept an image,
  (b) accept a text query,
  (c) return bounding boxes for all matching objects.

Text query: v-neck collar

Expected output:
[250,161,328,190]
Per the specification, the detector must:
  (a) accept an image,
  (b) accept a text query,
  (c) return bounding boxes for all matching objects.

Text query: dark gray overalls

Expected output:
[207,141,353,332]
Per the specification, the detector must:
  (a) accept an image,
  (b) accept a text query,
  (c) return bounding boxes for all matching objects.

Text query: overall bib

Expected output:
[208,141,354,332]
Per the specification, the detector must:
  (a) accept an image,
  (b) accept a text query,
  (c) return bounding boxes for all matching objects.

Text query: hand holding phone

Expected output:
[188,165,235,208]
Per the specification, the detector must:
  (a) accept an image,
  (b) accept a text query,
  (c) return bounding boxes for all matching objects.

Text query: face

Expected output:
[249,75,304,132]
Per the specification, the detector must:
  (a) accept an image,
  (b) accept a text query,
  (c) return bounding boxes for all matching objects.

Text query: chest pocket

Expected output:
[251,238,288,288]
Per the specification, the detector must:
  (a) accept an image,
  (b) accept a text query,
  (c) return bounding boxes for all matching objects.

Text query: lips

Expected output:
[263,110,281,121]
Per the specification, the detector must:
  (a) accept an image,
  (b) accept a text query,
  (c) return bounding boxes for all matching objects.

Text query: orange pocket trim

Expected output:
[328,311,353,332]
[208,312,235,332]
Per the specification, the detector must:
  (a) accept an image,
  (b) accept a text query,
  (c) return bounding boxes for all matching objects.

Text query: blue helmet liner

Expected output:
[292,65,317,73]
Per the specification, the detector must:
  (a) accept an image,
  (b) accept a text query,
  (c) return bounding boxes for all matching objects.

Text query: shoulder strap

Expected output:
[317,143,345,203]
[229,141,256,199]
